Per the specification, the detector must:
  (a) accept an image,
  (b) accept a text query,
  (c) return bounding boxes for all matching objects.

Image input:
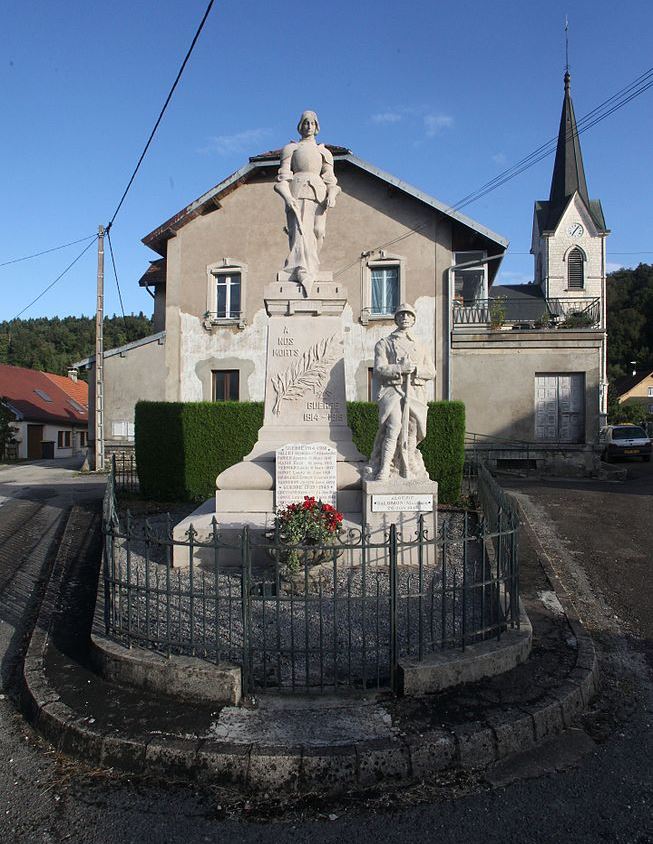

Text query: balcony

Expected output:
[452,297,601,330]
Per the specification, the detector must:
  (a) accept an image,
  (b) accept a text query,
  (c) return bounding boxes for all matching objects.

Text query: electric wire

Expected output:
[335,65,653,278]
[106,230,128,332]
[11,236,97,321]
[450,68,653,212]
[0,234,97,268]
[107,0,216,229]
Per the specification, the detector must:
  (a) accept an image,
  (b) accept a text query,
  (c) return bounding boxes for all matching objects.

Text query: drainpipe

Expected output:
[445,253,506,401]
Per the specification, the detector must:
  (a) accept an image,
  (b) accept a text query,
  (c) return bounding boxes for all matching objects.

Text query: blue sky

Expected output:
[2,0,652,322]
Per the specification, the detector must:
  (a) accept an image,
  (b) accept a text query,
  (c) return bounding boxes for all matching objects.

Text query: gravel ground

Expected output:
[104,508,508,690]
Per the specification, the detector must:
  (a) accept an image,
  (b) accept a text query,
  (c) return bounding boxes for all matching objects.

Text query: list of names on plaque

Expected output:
[276,443,337,510]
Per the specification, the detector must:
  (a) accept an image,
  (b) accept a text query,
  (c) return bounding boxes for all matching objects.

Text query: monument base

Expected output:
[363,478,438,566]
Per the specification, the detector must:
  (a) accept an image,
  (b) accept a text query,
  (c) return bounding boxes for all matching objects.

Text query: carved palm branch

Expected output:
[271,334,338,415]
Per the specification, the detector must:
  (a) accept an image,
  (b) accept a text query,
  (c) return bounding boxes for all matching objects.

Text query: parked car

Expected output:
[599,424,652,462]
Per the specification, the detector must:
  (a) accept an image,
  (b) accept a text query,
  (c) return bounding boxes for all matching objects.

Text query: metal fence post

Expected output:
[241,525,251,695]
[389,523,398,693]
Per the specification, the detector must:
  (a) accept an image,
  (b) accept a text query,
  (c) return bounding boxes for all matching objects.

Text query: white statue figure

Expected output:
[367,304,436,481]
[274,110,340,296]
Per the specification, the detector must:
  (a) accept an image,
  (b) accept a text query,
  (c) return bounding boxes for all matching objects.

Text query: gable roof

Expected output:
[613,369,653,398]
[536,73,608,234]
[142,145,509,257]
[0,364,88,426]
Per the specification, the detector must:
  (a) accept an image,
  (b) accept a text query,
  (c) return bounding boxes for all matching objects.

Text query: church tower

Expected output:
[531,70,610,419]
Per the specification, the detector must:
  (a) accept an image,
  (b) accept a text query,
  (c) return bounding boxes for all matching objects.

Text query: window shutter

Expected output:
[567,248,584,290]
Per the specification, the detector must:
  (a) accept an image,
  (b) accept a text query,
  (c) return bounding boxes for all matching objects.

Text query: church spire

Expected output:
[548,70,590,213]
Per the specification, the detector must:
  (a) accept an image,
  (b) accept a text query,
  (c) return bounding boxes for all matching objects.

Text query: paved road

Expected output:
[0,459,651,843]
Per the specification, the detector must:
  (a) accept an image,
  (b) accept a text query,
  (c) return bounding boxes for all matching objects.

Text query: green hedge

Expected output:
[135,401,263,501]
[135,400,465,503]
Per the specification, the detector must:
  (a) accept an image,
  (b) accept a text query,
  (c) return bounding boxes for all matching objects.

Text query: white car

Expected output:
[599,424,652,462]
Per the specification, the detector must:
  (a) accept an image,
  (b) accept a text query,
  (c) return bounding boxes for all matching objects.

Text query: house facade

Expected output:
[614,369,653,414]
[76,73,608,468]
[0,364,88,460]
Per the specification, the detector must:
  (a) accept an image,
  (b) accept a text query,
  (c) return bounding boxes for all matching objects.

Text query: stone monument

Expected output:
[363,304,438,562]
[173,111,364,565]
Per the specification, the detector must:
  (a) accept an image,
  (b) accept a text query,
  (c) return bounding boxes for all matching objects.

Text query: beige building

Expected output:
[75,73,607,468]
[614,369,653,414]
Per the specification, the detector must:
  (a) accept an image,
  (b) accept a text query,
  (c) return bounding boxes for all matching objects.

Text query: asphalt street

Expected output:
[0,458,651,844]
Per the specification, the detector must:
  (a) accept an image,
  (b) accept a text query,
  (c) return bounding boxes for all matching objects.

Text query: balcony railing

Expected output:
[452,297,600,329]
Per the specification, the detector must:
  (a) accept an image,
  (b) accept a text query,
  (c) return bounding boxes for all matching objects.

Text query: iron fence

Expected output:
[111,452,139,494]
[102,466,519,694]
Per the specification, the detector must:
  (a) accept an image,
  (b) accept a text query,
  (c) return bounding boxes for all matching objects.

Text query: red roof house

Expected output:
[0,364,88,460]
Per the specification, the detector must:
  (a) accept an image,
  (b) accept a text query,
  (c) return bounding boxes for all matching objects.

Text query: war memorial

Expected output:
[98,112,525,698]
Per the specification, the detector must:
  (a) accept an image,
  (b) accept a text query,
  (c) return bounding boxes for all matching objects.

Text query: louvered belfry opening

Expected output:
[567,247,584,290]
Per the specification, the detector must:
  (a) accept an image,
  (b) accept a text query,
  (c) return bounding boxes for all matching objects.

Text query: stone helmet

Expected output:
[394,303,416,319]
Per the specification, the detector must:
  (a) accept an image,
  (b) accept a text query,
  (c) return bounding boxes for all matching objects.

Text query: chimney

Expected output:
[630,361,637,377]
[67,368,78,383]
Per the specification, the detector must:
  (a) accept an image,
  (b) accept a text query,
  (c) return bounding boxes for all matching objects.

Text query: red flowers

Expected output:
[276,495,344,542]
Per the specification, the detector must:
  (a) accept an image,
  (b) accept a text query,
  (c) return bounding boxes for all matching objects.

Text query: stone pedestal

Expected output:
[173,282,365,567]
[363,478,438,566]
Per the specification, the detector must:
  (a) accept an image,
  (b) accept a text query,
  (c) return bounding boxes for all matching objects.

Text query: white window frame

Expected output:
[452,251,488,304]
[361,251,405,324]
[205,259,248,328]
[111,421,135,441]
[647,386,653,397]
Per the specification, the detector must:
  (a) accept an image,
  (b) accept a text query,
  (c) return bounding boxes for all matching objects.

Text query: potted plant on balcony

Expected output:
[271,496,344,575]
[561,310,594,328]
[489,297,507,329]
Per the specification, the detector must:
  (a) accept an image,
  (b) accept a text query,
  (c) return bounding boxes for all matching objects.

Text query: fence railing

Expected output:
[453,296,600,328]
[111,452,139,494]
[102,465,520,695]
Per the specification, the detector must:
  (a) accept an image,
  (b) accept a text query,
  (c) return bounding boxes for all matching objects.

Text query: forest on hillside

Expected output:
[0,313,153,377]
[0,264,651,383]
[606,263,653,380]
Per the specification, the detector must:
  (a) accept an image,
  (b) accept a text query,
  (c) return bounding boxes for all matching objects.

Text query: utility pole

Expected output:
[94,224,105,472]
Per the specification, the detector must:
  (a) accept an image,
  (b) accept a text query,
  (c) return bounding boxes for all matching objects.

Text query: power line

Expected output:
[10,237,97,321]
[0,234,97,268]
[449,67,653,213]
[107,0,216,229]
[106,230,128,331]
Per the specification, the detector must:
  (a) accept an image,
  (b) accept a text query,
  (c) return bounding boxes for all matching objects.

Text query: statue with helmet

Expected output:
[367,303,436,482]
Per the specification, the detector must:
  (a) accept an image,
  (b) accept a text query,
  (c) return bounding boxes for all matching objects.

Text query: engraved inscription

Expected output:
[276,443,337,509]
[371,494,433,513]
[270,334,339,416]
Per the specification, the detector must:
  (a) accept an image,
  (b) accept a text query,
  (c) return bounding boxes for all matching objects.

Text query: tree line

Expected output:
[607,263,653,381]
[0,313,153,378]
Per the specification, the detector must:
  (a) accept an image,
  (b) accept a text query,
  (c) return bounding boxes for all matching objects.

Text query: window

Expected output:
[214,272,241,319]
[57,431,71,448]
[453,251,487,304]
[34,389,53,402]
[567,247,584,290]
[111,421,135,440]
[213,370,239,401]
[647,386,653,397]
[371,266,399,316]
[79,431,87,448]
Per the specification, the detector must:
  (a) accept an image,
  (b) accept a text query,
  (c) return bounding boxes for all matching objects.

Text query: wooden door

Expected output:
[27,424,44,459]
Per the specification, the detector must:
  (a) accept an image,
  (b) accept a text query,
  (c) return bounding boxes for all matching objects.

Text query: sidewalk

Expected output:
[20,497,599,794]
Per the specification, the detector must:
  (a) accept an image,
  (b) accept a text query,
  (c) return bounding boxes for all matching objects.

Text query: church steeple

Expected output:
[548,71,590,217]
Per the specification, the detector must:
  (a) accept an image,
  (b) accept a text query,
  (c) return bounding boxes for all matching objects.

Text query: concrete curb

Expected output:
[20,502,600,794]
[89,633,242,706]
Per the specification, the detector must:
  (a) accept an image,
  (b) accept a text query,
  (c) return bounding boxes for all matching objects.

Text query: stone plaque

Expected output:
[275,443,337,510]
[264,317,346,428]
[371,494,433,513]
